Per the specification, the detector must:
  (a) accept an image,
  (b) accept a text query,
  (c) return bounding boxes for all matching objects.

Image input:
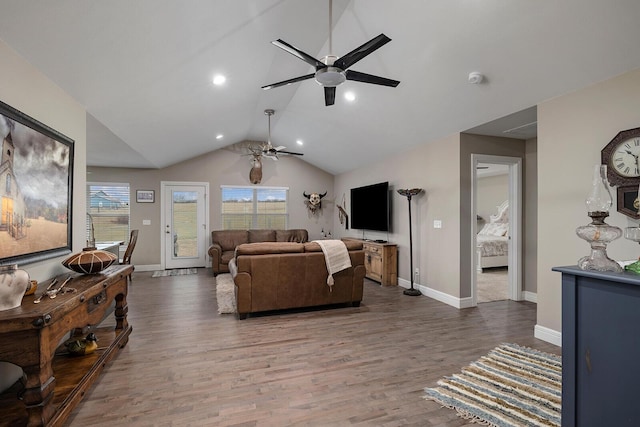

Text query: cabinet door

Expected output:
[575,278,640,426]
[369,253,382,280]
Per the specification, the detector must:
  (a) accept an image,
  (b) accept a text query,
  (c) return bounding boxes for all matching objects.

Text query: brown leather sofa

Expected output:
[232,240,365,319]
[208,229,308,275]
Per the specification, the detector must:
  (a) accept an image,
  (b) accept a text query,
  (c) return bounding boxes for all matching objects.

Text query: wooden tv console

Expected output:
[344,238,398,286]
[0,264,133,427]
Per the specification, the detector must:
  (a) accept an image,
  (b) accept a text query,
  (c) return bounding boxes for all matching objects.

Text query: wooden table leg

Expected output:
[20,363,56,427]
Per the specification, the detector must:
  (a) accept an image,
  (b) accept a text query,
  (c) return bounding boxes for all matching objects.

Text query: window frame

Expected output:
[220,185,289,230]
[86,182,131,248]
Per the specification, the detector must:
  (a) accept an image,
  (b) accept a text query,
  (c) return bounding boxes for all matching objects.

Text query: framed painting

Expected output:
[136,190,154,203]
[0,100,74,266]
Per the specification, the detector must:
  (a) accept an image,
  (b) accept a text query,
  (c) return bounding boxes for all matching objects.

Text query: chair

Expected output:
[121,229,139,280]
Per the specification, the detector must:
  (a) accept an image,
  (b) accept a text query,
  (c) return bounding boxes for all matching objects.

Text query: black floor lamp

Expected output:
[397,188,423,296]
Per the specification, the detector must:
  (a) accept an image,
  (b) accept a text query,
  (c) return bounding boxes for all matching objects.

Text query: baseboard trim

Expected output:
[534,324,562,347]
[523,291,537,303]
[134,264,163,272]
[399,278,471,309]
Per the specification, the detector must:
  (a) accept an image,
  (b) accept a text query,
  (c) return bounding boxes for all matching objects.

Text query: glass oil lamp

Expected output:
[575,164,623,272]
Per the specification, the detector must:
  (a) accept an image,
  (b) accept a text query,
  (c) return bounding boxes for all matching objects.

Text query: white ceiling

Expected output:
[1,1,639,175]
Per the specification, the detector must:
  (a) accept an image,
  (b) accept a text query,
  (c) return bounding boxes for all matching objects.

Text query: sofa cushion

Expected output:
[248,229,276,243]
[276,229,309,242]
[212,230,248,252]
[235,242,304,255]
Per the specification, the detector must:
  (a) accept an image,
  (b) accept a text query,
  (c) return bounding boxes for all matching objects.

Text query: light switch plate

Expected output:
[433,220,442,229]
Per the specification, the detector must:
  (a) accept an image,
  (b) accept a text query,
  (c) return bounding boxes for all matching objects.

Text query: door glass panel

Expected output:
[172,190,198,258]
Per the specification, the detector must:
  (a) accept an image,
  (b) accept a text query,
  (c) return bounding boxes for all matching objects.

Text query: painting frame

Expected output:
[0,99,74,266]
[136,190,154,203]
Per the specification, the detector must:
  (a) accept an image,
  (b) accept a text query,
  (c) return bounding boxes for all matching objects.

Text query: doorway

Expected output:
[161,181,209,269]
[471,155,522,304]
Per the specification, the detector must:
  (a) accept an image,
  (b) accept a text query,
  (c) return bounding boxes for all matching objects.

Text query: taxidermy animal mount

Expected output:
[304,191,327,214]
[248,147,263,184]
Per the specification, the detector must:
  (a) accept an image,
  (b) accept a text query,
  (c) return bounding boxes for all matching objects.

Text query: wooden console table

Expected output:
[0,264,133,427]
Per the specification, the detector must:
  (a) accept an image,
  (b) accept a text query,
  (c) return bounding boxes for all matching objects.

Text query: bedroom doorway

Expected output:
[471,155,522,304]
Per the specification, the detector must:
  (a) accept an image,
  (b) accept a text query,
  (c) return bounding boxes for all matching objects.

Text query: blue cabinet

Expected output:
[553,266,640,427]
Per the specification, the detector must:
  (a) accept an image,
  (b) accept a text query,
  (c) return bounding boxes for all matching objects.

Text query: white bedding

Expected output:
[477,235,508,257]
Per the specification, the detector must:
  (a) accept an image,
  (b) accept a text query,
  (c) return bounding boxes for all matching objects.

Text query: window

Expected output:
[221,186,288,230]
[86,183,130,245]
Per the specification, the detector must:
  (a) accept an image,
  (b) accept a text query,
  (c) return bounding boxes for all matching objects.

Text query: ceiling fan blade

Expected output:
[333,34,391,70]
[346,70,400,87]
[272,39,327,68]
[262,73,315,90]
[273,145,286,151]
[324,86,336,106]
[277,150,304,156]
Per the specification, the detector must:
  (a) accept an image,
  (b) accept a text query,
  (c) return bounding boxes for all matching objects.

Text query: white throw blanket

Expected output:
[313,239,352,290]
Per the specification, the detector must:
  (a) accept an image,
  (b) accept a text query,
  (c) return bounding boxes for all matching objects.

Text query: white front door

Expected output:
[162,182,209,269]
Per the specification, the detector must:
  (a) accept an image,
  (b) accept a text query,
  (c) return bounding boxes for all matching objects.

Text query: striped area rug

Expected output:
[424,343,561,427]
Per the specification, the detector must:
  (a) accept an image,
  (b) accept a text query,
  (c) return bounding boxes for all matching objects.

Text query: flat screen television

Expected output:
[350,181,390,232]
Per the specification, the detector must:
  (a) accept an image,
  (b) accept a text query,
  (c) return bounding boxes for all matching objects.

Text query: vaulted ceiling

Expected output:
[1,1,639,175]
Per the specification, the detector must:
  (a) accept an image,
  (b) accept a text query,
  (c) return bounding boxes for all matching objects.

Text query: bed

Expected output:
[476,201,509,272]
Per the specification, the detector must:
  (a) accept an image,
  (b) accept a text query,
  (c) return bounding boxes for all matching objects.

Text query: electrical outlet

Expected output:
[414,268,420,276]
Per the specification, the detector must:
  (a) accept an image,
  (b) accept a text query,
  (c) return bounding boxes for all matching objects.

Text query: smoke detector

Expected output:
[468,72,484,84]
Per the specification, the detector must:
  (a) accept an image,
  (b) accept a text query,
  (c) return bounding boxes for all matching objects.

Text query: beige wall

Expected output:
[88,147,334,266]
[0,39,86,392]
[524,138,538,294]
[334,134,462,298]
[477,174,509,224]
[0,40,87,282]
[537,68,640,334]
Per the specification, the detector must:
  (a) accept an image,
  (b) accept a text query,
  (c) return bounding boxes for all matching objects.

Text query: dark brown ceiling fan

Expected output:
[261,0,400,106]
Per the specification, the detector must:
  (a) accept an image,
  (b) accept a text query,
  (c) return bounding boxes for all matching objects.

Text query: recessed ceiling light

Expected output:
[216,134,223,140]
[344,91,356,102]
[296,139,303,146]
[212,75,226,86]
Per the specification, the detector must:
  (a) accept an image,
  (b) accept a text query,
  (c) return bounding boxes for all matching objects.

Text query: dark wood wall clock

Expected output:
[601,126,640,218]
[617,186,640,219]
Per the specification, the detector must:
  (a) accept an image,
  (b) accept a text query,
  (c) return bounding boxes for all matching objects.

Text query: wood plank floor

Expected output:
[65,269,560,427]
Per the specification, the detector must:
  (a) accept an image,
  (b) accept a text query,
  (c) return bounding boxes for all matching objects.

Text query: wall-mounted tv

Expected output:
[350,181,390,232]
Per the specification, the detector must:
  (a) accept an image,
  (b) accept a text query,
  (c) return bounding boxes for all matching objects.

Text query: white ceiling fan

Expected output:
[261,0,400,106]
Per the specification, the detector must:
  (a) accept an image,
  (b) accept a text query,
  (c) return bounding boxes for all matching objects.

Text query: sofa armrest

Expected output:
[208,243,223,275]
[351,264,366,303]
[234,271,252,319]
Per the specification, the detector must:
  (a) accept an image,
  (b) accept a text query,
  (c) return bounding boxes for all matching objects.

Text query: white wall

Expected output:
[537,68,640,335]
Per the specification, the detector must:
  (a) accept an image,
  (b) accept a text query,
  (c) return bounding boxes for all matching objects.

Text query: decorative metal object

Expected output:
[575,165,623,272]
[397,188,423,296]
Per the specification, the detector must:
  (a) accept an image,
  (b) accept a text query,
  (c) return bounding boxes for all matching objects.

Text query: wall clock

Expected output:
[617,185,640,219]
[601,126,640,187]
